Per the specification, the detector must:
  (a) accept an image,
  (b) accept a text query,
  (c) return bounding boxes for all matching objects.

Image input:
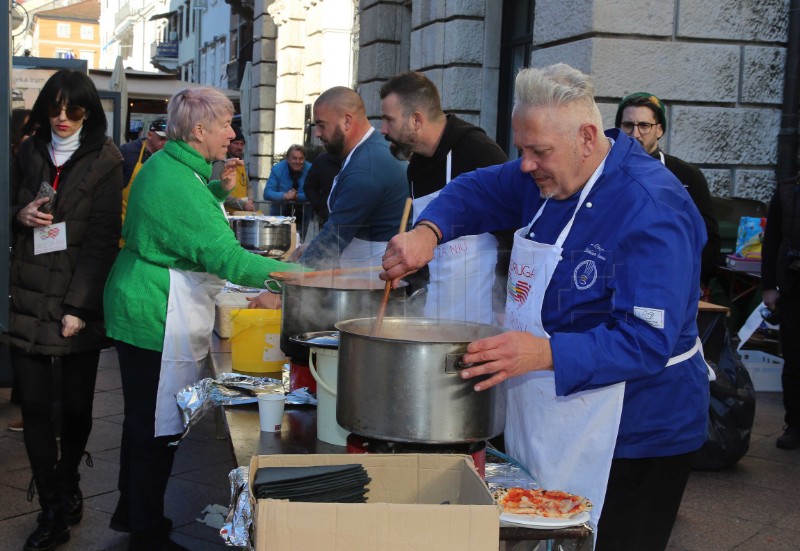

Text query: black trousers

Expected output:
[11,349,99,478]
[779,280,800,428]
[596,451,695,551]
[115,341,179,536]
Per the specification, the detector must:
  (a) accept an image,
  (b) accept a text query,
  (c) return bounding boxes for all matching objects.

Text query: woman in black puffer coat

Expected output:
[2,69,122,551]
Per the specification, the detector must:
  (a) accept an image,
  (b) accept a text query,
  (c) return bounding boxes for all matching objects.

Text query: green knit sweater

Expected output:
[104,140,296,351]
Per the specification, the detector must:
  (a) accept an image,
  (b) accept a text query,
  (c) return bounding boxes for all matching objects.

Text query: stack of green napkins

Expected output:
[253,464,371,503]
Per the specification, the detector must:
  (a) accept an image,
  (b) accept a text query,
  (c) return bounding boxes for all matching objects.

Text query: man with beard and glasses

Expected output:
[615,93,719,294]
[380,71,510,324]
[380,63,709,551]
[298,86,409,270]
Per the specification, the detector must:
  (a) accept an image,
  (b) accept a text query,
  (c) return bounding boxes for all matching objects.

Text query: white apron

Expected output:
[412,152,497,324]
[503,169,623,533]
[155,268,225,437]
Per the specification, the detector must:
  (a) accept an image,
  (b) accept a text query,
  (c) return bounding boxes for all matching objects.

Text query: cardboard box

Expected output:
[249,454,499,551]
[740,350,784,392]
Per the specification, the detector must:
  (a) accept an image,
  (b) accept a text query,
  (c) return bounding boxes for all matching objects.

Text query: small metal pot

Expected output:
[335,317,506,444]
[229,216,293,253]
[278,277,424,362]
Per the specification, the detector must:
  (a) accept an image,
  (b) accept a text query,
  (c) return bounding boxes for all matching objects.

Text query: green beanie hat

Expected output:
[615,92,667,132]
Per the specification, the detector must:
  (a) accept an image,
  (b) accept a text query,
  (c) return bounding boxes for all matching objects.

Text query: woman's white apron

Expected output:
[154,268,224,437]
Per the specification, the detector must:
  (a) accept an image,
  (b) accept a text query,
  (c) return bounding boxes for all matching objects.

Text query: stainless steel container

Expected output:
[229,216,293,253]
[278,277,423,362]
[335,317,506,444]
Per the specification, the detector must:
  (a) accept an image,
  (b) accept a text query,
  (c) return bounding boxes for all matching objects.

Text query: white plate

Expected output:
[500,511,591,528]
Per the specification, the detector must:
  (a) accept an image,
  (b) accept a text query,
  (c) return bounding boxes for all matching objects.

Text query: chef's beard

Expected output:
[323,126,346,158]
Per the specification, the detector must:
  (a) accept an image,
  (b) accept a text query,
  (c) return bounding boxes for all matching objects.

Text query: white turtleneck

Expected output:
[49,129,82,167]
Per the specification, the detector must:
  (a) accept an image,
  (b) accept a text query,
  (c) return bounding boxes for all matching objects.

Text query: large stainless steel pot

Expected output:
[335,317,506,444]
[229,215,293,253]
[277,276,424,362]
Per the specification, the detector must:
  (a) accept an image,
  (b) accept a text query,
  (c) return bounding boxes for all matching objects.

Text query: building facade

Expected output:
[31,0,102,68]
[243,0,792,203]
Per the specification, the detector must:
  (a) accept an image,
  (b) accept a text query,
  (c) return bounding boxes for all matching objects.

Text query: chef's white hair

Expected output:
[513,64,603,132]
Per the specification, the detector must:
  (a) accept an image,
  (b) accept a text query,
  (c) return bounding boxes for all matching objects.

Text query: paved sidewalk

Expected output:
[1,347,800,550]
[0,348,234,551]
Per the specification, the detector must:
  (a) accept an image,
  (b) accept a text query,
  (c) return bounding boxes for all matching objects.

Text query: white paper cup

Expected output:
[257,393,285,432]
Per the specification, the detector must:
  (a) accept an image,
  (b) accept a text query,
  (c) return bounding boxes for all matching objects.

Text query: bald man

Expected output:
[299,86,409,270]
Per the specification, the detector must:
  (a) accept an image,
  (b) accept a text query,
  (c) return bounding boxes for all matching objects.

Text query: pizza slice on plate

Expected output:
[493,487,593,518]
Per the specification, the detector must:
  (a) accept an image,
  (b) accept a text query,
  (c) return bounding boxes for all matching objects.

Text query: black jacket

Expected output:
[656,150,721,286]
[118,138,151,188]
[762,177,800,293]
[304,152,342,223]
[408,115,510,312]
[3,133,123,355]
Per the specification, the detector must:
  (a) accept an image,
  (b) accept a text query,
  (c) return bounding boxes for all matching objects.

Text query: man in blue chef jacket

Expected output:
[380,63,710,551]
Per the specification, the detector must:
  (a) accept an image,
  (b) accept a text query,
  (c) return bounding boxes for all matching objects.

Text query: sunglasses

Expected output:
[47,102,86,122]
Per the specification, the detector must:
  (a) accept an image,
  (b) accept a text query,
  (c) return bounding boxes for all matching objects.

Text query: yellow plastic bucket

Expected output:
[230,309,285,379]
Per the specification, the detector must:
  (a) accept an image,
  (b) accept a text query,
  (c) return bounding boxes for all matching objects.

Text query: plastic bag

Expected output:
[692,329,756,471]
[734,216,766,259]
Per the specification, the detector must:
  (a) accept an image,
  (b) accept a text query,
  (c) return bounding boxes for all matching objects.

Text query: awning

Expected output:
[89,69,240,103]
[149,10,176,21]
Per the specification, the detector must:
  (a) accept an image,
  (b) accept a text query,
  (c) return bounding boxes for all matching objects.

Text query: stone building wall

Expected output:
[249,0,278,189]
[249,0,355,191]
[250,0,791,203]
[531,0,789,202]
[357,0,501,137]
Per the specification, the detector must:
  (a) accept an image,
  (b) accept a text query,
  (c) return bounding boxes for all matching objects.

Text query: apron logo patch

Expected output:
[573,260,597,290]
[634,306,665,329]
[507,279,531,305]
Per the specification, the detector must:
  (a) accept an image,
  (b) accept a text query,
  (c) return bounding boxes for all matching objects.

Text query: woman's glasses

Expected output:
[47,102,86,122]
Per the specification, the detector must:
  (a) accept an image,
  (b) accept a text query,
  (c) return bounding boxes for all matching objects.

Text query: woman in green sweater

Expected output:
[104,87,297,551]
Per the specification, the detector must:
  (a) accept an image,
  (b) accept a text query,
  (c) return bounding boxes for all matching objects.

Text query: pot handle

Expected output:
[309,350,337,396]
[263,278,282,294]
[445,353,481,374]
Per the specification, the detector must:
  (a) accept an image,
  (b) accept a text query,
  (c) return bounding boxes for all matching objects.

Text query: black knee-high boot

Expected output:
[55,464,83,525]
[25,471,70,551]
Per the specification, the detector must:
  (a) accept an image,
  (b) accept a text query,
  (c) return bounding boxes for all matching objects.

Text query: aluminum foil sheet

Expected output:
[220,466,253,549]
[484,448,540,493]
[227,215,295,225]
[175,371,317,442]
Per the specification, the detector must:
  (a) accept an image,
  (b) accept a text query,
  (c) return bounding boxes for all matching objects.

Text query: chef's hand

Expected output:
[380,225,438,287]
[247,292,282,309]
[61,314,86,338]
[220,158,245,192]
[763,289,780,311]
[17,197,54,227]
[459,332,554,391]
[243,198,256,212]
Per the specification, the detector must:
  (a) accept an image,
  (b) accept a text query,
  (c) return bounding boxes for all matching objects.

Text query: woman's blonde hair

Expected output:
[167,86,234,142]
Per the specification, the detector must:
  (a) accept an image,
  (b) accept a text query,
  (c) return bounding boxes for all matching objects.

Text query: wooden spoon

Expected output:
[372,197,413,336]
